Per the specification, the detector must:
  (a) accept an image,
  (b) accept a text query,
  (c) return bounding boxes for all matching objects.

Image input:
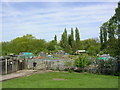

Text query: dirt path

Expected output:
[0,69,53,82]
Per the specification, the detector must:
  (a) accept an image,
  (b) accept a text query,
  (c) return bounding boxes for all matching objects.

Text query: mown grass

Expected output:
[2,72,118,88]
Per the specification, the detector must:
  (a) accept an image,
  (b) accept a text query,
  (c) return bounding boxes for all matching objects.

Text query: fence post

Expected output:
[5,59,7,74]
[27,59,29,69]
[12,60,14,72]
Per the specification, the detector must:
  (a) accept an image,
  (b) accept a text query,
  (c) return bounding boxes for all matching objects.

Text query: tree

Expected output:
[68,34,72,47]
[100,27,104,50]
[2,34,48,55]
[116,2,120,56]
[47,40,56,51]
[54,35,57,43]
[2,42,11,55]
[70,28,76,53]
[81,38,100,55]
[107,17,117,56]
[60,28,71,53]
[103,22,108,46]
[75,27,80,50]
[100,22,108,51]
[99,2,120,56]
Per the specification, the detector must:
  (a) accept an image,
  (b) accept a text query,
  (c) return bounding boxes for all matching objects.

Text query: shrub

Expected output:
[97,58,118,75]
[75,54,91,72]
[65,60,74,73]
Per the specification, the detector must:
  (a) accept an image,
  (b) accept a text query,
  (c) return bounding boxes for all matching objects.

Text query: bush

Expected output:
[75,54,91,72]
[97,59,118,75]
[65,60,74,73]
[64,68,74,73]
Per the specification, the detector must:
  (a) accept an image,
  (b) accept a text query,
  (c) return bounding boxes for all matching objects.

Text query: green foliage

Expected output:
[99,50,108,55]
[75,27,80,50]
[87,46,99,56]
[100,22,108,50]
[60,28,71,53]
[116,2,120,56]
[60,27,81,54]
[68,55,78,60]
[97,59,117,75]
[65,61,72,67]
[60,28,100,55]
[68,28,76,54]
[2,42,11,56]
[99,2,120,56]
[54,35,57,43]
[100,17,118,56]
[47,40,56,51]
[75,54,91,69]
[65,61,74,73]
[2,28,100,56]
[100,28,103,50]
[103,23,108,43]
[81,38,100,55]
[2,34,47,55]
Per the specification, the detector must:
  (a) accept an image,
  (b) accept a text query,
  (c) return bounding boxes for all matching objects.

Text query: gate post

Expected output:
[5,59,7,74]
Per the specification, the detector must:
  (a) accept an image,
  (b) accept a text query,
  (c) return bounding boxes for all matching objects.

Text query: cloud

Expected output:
[1,2,118,41]
[1,0,120,2]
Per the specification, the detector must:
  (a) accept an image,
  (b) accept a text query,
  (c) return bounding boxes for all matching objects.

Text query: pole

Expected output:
[5,59,7,74]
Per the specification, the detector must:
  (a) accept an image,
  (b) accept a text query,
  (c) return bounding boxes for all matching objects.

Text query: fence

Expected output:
[1,55,119,76]
[0,56,26,75]
[84,58,119,75]
[0,56,75,75]
[27,59,75,71]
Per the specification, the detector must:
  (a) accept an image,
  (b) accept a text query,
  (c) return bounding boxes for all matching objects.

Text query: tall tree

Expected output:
[60,28,67,48]
[68,28,75,48]
[116,2,120,56]
[68,34,72,47]
[70,28,76,53]
[99,2,120,56]
[75,27,80,50]
[103,22,108,43]
[71,28,75,48]
[100,27,104,50]
[60,28,71,53]
[107,17,117,56]
[54,35,57,43]
[100,22,108,51]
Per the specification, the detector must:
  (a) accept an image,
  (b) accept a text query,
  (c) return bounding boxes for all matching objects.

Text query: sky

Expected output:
[1,0,119,42]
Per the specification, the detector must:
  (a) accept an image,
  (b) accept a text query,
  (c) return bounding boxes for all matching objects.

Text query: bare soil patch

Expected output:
[53,78,66,80]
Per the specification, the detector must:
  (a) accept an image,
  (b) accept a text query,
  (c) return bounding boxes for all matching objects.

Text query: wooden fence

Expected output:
[0,57,26,75]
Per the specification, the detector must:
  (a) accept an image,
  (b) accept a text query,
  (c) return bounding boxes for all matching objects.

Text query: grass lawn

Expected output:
[2,72,118,88]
